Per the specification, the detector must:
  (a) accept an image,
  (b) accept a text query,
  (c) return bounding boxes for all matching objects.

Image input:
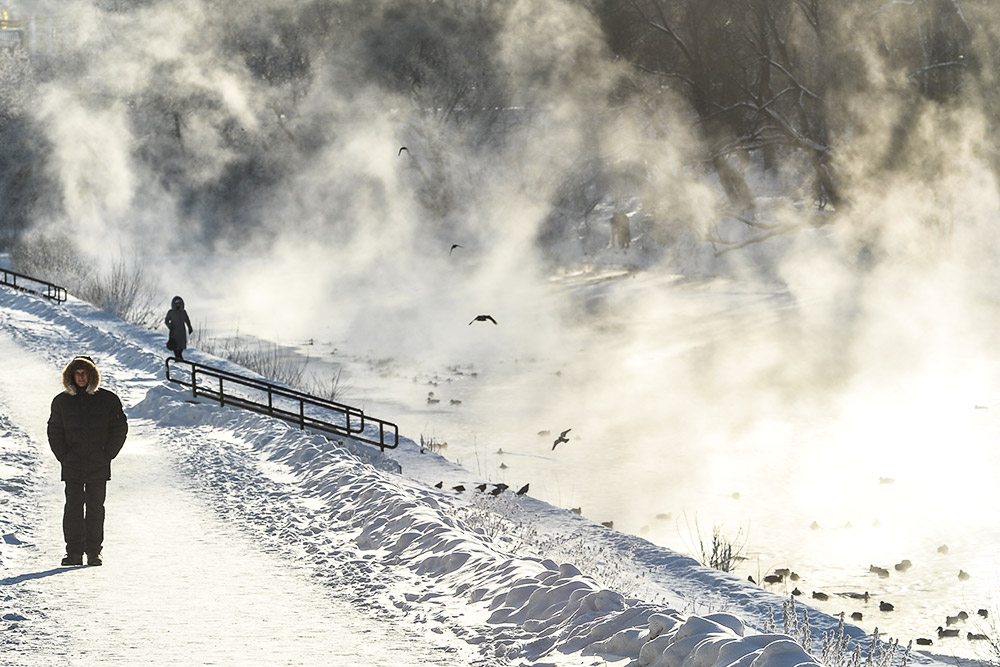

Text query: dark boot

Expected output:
[61,553,83,566]
[86,552,103,566]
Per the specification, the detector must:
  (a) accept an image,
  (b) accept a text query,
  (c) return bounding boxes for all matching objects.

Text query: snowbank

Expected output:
[127,380,883,667]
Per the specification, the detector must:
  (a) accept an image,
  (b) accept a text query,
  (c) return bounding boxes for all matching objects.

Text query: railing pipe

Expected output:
[164,358,398,450]
[0,267,67,303]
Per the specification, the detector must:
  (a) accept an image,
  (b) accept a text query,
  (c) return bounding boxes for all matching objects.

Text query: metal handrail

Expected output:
[165,358,399,451]
[0,267,67,303]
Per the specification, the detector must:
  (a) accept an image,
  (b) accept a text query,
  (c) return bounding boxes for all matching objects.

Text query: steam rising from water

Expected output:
[11,0,1000,645]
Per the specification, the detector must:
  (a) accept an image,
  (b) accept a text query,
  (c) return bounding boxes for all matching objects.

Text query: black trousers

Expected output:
[63,480,107,556]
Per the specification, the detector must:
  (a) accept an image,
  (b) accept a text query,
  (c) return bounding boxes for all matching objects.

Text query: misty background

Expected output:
[4,0,1000,648]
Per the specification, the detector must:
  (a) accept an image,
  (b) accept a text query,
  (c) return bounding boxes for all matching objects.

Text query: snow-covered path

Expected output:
[0,325,461,666]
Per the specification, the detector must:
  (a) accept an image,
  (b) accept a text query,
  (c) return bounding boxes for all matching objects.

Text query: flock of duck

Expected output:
[751,552,990,647]
[933,609,990,642]
[415,375,995,649]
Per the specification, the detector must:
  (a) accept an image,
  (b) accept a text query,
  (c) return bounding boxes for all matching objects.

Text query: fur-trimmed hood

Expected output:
[62,356,101,395]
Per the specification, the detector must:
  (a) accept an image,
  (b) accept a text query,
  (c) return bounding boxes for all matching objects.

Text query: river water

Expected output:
[192,264,1000,661]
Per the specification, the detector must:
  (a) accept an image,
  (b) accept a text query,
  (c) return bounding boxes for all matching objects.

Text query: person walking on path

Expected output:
[47,356,128,567]
[164,295,194,361]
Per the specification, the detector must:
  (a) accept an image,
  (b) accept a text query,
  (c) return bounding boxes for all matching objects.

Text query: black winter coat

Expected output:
[48,358,128,482]
[165,295,193,352]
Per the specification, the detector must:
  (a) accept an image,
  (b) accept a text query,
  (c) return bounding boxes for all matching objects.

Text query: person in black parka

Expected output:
[164,295,193,361]
[47,356,128,566]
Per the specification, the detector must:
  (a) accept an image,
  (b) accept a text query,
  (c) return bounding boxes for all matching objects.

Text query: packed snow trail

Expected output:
[0,322,464,665]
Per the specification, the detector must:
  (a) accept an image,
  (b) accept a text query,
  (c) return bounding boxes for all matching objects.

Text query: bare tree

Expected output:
[359,1,514,219]
[738,0,844,208]
[0,47,47,248]
[604,0,757,212]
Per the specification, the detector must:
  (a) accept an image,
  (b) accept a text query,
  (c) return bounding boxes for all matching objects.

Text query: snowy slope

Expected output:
[0,287,947,666]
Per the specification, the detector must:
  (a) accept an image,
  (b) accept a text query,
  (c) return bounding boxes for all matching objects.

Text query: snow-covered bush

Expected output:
[10,233,159,327]
[190,329,309,387]
[455,493,649,597]
[763,598,912,667]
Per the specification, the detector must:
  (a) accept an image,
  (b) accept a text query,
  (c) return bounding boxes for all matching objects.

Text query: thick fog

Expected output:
[7,1,1000,615]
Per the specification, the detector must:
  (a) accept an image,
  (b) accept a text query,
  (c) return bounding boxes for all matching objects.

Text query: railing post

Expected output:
[191,366,198,399]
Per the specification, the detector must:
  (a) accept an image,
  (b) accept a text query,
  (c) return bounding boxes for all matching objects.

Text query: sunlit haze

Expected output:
[5,0,1000,651]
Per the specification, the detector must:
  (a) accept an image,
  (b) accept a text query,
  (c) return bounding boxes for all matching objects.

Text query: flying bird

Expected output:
[551,428,572,450]
[450,244,463,254]
[469,315,497,326]
[398,146,408,156]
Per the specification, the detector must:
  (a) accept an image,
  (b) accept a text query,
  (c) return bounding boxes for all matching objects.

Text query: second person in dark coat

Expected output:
[165,295,193,361]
